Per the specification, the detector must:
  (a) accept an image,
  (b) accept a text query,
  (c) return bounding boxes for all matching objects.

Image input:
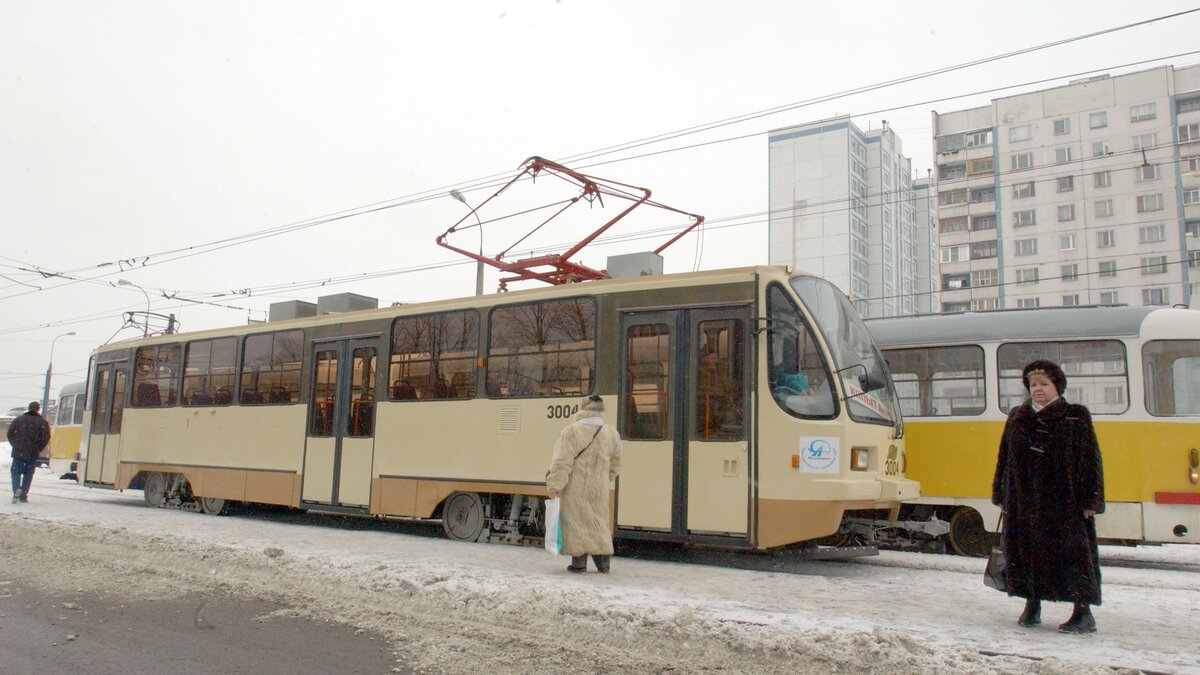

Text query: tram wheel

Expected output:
[948,507,989,557]
[442,491,485,542]
[143,472,167,508]
[198,496,227,516]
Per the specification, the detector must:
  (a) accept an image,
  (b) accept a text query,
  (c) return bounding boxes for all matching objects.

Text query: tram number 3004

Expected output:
[546,404,579,419]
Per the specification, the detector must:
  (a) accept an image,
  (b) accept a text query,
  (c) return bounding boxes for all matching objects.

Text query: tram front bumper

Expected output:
[878,476,920,502]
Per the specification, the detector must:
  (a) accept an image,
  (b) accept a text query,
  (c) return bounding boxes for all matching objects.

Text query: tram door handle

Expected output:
[1189,448,1199,485]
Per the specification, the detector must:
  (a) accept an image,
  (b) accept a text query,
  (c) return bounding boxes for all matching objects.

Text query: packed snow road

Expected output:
[3,469,1199,674]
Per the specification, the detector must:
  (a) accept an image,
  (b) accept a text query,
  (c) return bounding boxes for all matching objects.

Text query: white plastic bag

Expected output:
[544,497,562,555]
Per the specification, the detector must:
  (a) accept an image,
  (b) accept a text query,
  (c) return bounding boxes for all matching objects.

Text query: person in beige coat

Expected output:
[546,395,622,573]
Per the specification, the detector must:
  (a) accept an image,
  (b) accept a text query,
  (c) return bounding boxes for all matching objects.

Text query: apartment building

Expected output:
[768,116,936,317]
[932,64,1200,311]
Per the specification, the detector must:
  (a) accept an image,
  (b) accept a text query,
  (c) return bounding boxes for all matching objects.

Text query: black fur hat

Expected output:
[1022,359,1067,395]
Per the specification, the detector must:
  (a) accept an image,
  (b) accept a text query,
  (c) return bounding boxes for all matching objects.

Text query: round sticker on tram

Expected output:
[798,436,840,473]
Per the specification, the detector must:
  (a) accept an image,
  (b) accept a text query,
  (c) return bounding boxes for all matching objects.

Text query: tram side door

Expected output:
[301,338,379,509]
[84,360,128,485]
[617,307,750,539]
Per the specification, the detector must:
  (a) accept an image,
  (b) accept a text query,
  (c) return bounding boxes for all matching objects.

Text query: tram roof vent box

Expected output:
[606,252,663,279]
[316,292,379,315]
[268,300,317,322]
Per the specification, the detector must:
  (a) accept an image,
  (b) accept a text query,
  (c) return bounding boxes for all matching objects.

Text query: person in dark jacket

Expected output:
[8,401,51,504]
[992,360,1105,634]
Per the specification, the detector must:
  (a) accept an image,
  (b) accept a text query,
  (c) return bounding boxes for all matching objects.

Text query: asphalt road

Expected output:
[0,577,404,674]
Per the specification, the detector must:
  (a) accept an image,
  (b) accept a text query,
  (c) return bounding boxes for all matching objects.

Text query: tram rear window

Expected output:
[131,344,182,408]
[1143,340,1200,416]
[239,330,303,405]
[487,297,595,398]
[389,310,478,401]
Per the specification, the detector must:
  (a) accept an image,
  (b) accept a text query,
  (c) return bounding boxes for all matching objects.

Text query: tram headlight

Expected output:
[850,447,870,471]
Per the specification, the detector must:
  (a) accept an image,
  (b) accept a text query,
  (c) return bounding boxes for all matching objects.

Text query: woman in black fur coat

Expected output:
[992,359,1105,634]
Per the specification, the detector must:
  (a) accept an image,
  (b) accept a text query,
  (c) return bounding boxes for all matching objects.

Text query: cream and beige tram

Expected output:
[79,266,917,551]
[868,306,1200,556]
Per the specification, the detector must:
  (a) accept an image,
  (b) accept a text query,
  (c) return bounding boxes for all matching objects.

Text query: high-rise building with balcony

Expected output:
[932,64,1200,311]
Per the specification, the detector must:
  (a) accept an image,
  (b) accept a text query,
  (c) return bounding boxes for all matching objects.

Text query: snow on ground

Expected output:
[3,466,1199,674]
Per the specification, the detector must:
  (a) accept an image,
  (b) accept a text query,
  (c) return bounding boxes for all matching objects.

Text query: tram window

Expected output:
[73,394,85,424]
[1143,340,1200,416]
[131,344,181,408]
[310,350,337,436]
[57,394,75,428]
[240,330,303,405]
[182,337,237,407]
[390,310,478,401]
[487,298,595,398]
[882,346,985,417]
[110,370,126,433]
[625,324,670,440]
[696,319,746,440]
[997,340,1128,414]
[348,347,376,436]
[766,285,835,418]
[91,370,110,434]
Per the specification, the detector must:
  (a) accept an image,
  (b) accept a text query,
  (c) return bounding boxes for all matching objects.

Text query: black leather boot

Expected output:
[567,556,587,573]
[1018,598,1041,627]
[592,555,610,573]
[1058,603,1096,634]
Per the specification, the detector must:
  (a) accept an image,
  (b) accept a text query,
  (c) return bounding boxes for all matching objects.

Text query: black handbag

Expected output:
[983,515,1007,592]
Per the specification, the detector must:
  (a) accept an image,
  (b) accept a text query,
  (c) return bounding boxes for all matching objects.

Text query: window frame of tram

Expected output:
[389,310,479,401]
[310,348,338,437]
[997,340,1129,414]
[695,318,746,440]
[486,297,596,399]
[347,346,376,437]
[764,284,837,420]
[1142,339,1200,416]
[239,329,303,405]
[882,345,986,417]
[181,336,238,406]
[624,323,671,440]
[130,344,182,408]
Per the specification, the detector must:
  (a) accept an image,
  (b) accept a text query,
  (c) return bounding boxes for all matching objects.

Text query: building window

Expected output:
[1059,234,1077,251]
[1055,146,1073,164]
[966,130,992,147]
[942,301,971,313]
[1017,298,1041,309]
[970,214,997,231]
[1132,133,1158,150]
[1009,125,1032,142]
[1013,209,1037,227]
[1136,194,1164,213]
[1184,156,1200,173]
[1100,290,1119,304]
[937,134,965,153]
[940,245,969,263]
[1186,220,1200,238]
[1140,256,1168,275]
[970,241,998,259]
[938,216,968,234]
[939,163,966,180]
[1094,199,1113,217]
[1089,111,1107,129]
[971,269,998,287]
[969,157,994,174]
[939,189,967,206]
[1016,268,1039,284]
[1142,288,1168,305]
[969,187,995,203]
[1180,123,1200,143]
[1061,263,1079,281]
[1011,152,1034,170]
[1189,250,1200,269]
[972,298,999,311]
[1063,294,1080,306]
[1093,171,1111,188]
[1014,238,1038,256]
[1056,175,1075,192]
[1135,164,1159,182]
[1179,97,1200,114]
[942,273,971,290]
[1053,118,1071,135]
[1058,204,1076,222]
[1097,230,1116,248]
[1138,224,1166,243]
[1091,141,1109,157]
[1012,182,1036,199]
[1130,103,1157,122]
[1184,188,1200,206]
[1098,260,1117,277]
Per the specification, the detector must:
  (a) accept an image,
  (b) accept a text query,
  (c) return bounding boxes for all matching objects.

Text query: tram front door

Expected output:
[617,307,751,539]
[84,360,127,486]
[301,338,379,508]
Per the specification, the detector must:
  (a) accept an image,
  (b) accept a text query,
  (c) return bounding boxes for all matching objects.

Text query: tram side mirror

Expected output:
[859,369,888,394]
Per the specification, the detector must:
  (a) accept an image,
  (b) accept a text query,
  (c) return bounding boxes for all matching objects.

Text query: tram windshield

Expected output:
[788,275,901,428]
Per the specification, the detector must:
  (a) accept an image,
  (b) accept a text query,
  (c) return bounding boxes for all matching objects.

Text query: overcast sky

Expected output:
[3,1,1199,410]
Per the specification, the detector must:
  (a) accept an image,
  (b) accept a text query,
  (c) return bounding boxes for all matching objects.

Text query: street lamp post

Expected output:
[449,189,485,296]
[119,278,151,337]
[42,331,77,416]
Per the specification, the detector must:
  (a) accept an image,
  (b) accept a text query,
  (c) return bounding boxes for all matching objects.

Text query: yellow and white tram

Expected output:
[48,381,87,476]
[868,306,1200,555]
[78,266,918,550]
